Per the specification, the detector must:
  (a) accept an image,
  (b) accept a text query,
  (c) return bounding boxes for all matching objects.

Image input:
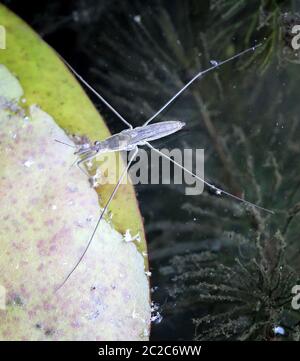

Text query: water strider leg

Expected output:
[76,156,105,187]
[54,139,76,148]
[55,147,139,291]
[146,142,273,214]
[60,56,133,129]
[68,150,97,176]
[143,44,261,126]
[55,139,98,177]
[76,159,90,178]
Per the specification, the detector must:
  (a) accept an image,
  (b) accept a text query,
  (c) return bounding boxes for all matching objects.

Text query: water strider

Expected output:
[55,44,274,291]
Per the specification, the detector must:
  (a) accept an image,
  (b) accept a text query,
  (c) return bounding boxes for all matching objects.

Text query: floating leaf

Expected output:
[0,4,150,340]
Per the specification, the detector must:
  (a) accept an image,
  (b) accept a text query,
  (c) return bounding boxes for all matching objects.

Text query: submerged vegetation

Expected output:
[162,231,300,340]
[209,0,300,70]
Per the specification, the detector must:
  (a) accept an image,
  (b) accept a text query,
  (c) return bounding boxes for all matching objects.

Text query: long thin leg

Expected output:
[55,139,98,176]
[54,139,76,148]
[60,56,133,129]
[68,149,98,174]
[143,44,261,126]
[55,147,139,291]
[146,142,273,214]
[76,159,90,177]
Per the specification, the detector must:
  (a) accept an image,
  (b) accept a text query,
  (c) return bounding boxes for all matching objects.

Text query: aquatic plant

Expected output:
[162,230,300,340]
[209,0,288,71]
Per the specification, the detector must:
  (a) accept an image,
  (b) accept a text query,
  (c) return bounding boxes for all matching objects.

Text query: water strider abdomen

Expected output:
[99,120,185,152]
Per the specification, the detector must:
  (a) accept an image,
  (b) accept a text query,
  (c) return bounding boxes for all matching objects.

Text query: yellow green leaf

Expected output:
[0,4,150,340]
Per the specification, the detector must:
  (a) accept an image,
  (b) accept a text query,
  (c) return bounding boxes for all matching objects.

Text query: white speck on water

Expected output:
[51,204,57,210]
[123,229,141,243]
[23,116,30,122]
[23,159,35,168]
[145,271,152,277]
[72,10,79,22]
[273,326,285,336]
[210,60,219,66]
[151,312,163,324]
[151,301,159,312]
[216,189,222,196]
[133,15,141,23]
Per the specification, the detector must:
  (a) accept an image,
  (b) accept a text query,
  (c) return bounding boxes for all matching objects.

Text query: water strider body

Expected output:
[75,121,185,161]
[55,44,273,291]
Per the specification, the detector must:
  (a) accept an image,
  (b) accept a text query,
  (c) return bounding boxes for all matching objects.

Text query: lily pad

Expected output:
[0,4,150,340]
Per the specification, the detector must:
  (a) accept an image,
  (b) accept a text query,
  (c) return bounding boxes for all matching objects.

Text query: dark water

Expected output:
[4,0,300,340]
